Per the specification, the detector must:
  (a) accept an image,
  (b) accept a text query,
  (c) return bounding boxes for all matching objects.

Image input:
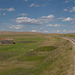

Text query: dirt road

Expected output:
[63,38,75,75]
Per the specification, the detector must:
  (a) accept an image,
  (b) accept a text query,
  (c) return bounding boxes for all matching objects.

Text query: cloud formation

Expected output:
[59,17,75,24]
[9,25,23,29]
[70,7,75,12]
[65,0,70,3]
[64,9,68,11]
[20,13,28,16]
[63,30,75,33]
[31,30,37,32]
[3,13,6,16]
[46,24,62,27]
[16,17,42,25]
[0,13,6,16]
[16,15,55,25]
[0,7,15,12]
[56,30,60,32]
[62,17,72,22]
[24,0,28,2]
[64,6,75,12]
[29,3,40,7]
[41,15,55,19]
[7,7,15,12]
[43,31,49,33]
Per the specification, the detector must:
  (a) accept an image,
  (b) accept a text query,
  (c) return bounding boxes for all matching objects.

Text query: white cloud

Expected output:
[63,30,67,32]
[65,0,75,3]
[31,30,37,32]
[20,13,28,16]
[65,0,70,3]
[40,28,43,30]
[43,31,49,33]
[3,13,6,16]
[16,14,55,25]
[24,0,28,1]
[7,7,15,12]
[16,17,42,25]
[65,1,69,3]
[64,9,68,11]
[0,7,15,12]
[64,6,75,12]
[29,3,40,7]
[63,30,75,33]
[62,17,73,22]
[70,7,75,12]
[41,15,55,19]
[46,24,62,27]
[56,30,60,32]
[9,25,23,29]
[0,13,6,16]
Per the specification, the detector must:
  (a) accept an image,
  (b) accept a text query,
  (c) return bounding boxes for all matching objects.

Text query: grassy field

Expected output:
[0,31,74,75]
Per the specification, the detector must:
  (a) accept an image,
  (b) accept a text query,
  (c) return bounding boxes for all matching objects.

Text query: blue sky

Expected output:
[0,0,75,33]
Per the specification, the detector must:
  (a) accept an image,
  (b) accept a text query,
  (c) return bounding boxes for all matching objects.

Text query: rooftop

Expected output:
[0,38,13,41]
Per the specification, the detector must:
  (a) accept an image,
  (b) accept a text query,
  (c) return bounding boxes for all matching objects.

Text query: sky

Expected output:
[0,0,75,33]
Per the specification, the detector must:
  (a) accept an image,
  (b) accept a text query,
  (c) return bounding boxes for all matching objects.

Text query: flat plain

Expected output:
[0,31,74,75]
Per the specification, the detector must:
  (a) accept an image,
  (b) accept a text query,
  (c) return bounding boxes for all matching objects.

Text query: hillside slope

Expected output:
[0,32,73,75]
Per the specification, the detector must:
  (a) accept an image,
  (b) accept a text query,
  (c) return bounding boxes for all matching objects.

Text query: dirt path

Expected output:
[63,37,75,75]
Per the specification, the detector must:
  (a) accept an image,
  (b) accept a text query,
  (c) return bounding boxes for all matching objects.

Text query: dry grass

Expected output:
[0,31,74,75]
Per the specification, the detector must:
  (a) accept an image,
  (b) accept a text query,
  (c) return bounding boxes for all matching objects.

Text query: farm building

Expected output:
[0,38,15,45]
